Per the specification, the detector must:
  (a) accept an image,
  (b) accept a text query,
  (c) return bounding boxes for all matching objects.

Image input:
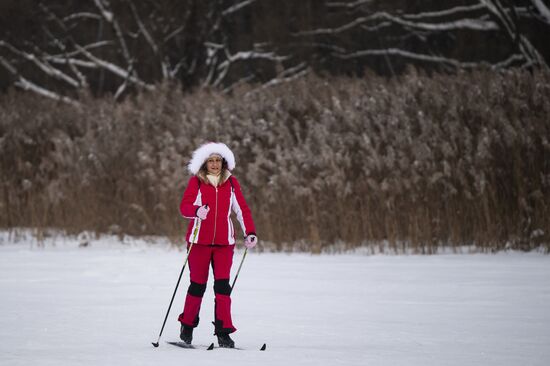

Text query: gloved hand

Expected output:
[244,234,258,249]
[196,204,210,220]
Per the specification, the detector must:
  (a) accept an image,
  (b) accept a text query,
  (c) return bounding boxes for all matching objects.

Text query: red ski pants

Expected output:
[178,244,236,334]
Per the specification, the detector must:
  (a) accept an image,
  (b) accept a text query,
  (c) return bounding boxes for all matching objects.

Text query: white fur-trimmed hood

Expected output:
[188,142,236,175]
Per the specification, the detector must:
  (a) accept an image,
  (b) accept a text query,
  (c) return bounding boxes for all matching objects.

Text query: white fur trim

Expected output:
[188,142,236,174]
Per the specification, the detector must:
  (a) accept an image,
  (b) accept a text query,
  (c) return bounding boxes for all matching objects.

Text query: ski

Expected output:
[206,343,267,351]
[168,341,266,351]
[166,341,210,350]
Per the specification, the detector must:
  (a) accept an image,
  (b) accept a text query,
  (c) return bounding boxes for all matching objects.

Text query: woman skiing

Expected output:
[177,142,257,348]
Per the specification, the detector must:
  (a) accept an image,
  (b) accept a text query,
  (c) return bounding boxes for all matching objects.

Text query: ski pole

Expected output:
[230,247,248,293]
[152,219,201,348]
[230,247,267,352]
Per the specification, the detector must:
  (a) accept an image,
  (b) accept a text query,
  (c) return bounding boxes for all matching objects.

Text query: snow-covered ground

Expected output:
[1,234,549,366]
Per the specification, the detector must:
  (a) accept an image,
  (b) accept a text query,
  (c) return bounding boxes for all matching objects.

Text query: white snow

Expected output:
[1,233,549,366]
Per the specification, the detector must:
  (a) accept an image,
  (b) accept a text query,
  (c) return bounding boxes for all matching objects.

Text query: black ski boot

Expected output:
[180,325,193,345]
[216,332,235,348]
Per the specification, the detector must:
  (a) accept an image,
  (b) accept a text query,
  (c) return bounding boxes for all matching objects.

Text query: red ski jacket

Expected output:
[180,176,256,245]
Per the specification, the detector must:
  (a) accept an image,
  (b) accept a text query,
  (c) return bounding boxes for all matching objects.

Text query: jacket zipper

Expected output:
[211,186,218,245]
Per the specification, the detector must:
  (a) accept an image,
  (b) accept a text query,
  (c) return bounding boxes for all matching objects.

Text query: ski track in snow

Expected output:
[0,236,549,366]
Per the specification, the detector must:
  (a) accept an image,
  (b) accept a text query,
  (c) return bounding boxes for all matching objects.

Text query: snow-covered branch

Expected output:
[480,0,547,68]
[401,4,486,20]
[163,25,185,43]
[62,12,102,22]
[214,49,290,87]
[296,11,498,36]
[530,0,550,24]
[46,41,114,62]
[383,12,499,31]
[127,0,158,54]
[44,57,98,69]
[222,0,258,17]
[0,55,80,106]
[491,54,526,69]
[335,48,482,69]
[244,62,309,96]
[217,51,289,71]
[93,0,132,65]
[75,45,154,90]
[0,41,81,88]
[326,0,374,10]
[258,62,309,89]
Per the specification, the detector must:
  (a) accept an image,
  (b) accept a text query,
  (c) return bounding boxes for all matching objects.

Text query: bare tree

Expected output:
[295,0,549,72]
[1,0,548,103]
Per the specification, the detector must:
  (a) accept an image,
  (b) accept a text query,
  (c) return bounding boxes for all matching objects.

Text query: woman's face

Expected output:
[206,155,223,175]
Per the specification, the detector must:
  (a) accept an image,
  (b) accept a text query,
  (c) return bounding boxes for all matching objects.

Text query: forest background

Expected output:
[1,0,549,253]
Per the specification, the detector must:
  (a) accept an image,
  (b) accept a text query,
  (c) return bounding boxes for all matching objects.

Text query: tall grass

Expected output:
[1,68,549,252]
